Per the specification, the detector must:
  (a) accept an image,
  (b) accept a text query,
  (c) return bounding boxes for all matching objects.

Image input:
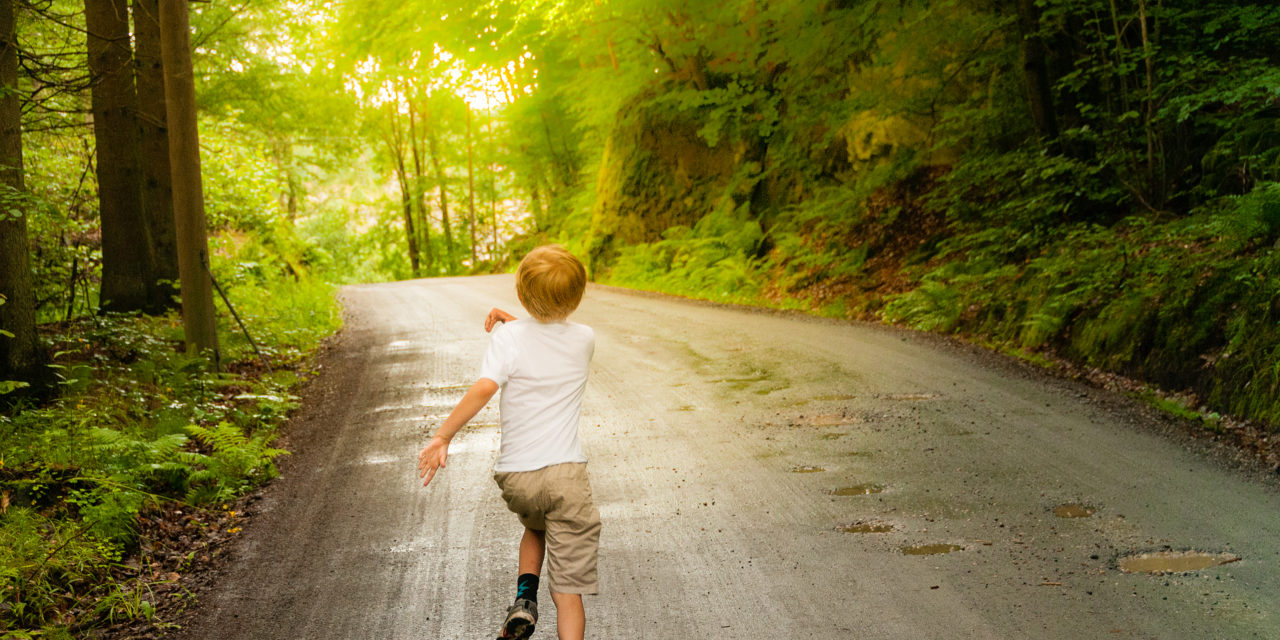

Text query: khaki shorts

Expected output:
[494,462,601,595]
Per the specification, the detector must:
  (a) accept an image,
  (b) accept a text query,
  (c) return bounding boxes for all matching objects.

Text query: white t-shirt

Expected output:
[478,318,594,473]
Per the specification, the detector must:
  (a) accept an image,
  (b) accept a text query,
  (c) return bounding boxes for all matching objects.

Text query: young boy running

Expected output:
[417,245,601,640]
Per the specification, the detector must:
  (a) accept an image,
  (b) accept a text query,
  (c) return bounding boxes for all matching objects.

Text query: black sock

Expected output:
[515,573,539,603]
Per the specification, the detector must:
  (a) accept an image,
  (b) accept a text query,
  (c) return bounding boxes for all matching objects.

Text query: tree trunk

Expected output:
[0,0,42,385]
[424,126,455,271]
[87,0,155,312]
[407,98,437,274]
[528,178,544,232]
[1137,0,1162,205]
[466,104,477,264]
[158,0,219,365]
[386,109,421,277]
[1014,0,1059,144]
[131,0,178,310]
[487,102,498,258]
[274,136,298,221]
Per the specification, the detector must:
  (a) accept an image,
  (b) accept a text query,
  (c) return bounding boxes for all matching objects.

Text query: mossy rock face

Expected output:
[590,98,741,268]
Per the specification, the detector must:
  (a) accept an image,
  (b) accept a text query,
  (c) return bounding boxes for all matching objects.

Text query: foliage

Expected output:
[0,297,328,633]
[471,0,1280,432]
[606,202,765,303]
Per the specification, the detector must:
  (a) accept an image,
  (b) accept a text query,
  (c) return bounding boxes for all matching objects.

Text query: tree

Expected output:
[87,0,155,312]
[385,101,424,277]
[158,0,218,364]
[0,0,41,385]
[407,96,437,274]
[1013,0,1059,145]
[133,0,179,309]
[422,111,456,273]
[466,104,477,262]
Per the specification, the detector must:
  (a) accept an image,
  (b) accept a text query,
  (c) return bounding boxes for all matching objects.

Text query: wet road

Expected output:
[177,275,1280,639]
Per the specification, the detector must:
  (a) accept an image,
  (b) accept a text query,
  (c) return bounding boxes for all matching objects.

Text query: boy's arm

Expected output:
[485,308,517,332]
[417,378,499,487]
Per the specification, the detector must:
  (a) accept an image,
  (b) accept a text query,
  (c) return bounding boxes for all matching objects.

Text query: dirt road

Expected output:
[177,275,1280,639]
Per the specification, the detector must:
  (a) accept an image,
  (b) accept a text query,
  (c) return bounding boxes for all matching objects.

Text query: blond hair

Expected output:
[516,245,587,321]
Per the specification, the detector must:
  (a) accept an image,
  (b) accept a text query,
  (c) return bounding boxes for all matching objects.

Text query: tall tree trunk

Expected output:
[487,101,498,258]
[386,109,421,277]
[407,98,436,274]
[528,178,544,233]
[273,136,298,221]
[1137,0,1162,205]
[1014,0,1059,145]
[131,0,178,310]
[158,0,218,365]
[87,0,155,312]
[0,0,42,385]
[466,104,477,264]
[424,127,455,270]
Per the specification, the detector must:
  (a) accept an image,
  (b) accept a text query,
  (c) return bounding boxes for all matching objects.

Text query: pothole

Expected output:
[1118,551,1240,574]
[1053,503,1096,518]
[795,413,854,427]
[882,392,940,401]
[813,393,856,402]
[827,483,884,496]
[838,521,894,534]
[790,465,826,473]
[902,543,964,556]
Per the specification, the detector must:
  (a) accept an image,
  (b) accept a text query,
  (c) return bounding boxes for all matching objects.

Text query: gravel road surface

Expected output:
[176,275,1280,639]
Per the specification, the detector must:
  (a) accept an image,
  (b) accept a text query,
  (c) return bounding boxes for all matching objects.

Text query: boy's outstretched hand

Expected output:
[485,307,517,332]
[416,378,498,488]
[418,436,449,487]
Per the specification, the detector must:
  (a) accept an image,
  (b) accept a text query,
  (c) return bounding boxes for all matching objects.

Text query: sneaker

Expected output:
[499,598,538,639]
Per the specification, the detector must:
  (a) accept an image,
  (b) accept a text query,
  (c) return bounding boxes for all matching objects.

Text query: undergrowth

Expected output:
[0,273,340,637]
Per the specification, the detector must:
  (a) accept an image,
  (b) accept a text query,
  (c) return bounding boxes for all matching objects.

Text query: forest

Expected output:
[1,0,1278,636]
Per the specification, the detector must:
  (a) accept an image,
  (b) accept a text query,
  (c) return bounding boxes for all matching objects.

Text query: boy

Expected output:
[417,245,601,640]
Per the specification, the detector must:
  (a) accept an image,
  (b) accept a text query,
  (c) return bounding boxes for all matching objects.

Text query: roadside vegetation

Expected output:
[489,1,1280,436]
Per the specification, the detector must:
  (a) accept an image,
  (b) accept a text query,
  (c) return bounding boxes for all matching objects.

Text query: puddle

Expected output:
[794,413,855,427]
[753,387,787,395]
[712,373,773,390]
[902,544,964,556]
[839,522,894,534]
[814,393,856,402]
[1118,551,1240,574]
[790,465,826,473]
[828,483,884,496]
[882,392,940,401]
[1053,503,1096,518]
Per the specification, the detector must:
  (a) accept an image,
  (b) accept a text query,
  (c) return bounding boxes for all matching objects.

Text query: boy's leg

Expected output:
[549,592,585,640]
[518,527,546,577]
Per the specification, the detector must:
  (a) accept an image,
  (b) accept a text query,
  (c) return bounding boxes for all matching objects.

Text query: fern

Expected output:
[183,422,288,504]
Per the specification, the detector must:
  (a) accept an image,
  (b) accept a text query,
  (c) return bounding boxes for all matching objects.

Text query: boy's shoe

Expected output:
[498,598,538,639]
